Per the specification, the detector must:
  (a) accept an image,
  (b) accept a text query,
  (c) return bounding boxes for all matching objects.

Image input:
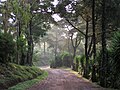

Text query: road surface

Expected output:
[28,67,112,90]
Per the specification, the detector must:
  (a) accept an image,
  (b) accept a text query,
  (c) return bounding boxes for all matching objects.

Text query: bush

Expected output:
[109,31,120,88]
[8,71,48,90]
[50,55,62,68]
[74,56,81,71]
[0,33,15,63]
[0,63,43,89]
[111,31,120,72]
[61,52,72,67]
[95,31,120,88]
[50,60,56,68]
[55,55,63,67]
[50,52,72,68]
[78,55,85,75]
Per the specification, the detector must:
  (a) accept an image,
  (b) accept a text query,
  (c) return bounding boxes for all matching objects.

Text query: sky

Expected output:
[51,0,62,22]
[0,0,6,2]
[51,0,59,6]
[52,14,62,22]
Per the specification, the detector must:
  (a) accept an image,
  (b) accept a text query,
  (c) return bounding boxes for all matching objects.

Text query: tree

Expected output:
[69,31,81,59]
[100,0,107,87]
[0,0,54,66]
[91,0,97,82]
[0,33,15,63]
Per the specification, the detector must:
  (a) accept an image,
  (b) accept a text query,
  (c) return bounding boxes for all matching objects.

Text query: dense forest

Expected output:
[0,0,120,89]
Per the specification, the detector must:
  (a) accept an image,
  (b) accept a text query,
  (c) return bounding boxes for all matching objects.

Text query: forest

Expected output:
[0,0,120,90]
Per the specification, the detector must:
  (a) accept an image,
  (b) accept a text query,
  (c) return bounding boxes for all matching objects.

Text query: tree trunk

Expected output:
[73,47,76,59]
[55,32,58,60]
[27,19,33,66]
[20,51,26,65]
[70,33,80,70]
[83,20,89,79]
[88,36,93,57]
[3,2,8,34]
[16,20,21,64]
[44,41,46,56]
[91,0,97,82]
[68,37,70,54]
[92,0,96,62]
[100,0,107,87]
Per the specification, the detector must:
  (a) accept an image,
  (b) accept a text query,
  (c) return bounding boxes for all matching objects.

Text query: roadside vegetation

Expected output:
[8,70,48,90]
[50,31,120,89]
[50,52,72,68]
[0,63,46,90]
[0,0,120,89]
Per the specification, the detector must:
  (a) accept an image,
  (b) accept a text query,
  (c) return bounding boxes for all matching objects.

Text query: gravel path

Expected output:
[28,68,111,90]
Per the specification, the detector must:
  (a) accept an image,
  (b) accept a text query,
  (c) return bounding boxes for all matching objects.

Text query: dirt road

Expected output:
[28,68,111,90]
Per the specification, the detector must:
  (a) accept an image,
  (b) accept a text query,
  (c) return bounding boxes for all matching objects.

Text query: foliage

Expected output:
[79,55,85,70]
[50,52,72,68]
[10,0,31,26]
[110,31,120,72]
[61,52,72,67]
[94,33,120,89]
[74,55,86,74]
[74,56,81,64]
[0,0,120,89]
[109,31,120,88]
[8,71,48,90]
[32,50,41,63]
[0,63,43,89]
[74,56,81,71]
[33,49,53,66]
[50,60,56,68]
[50,55,62,68]
[0,0,53,65]
[0,33,15,63]
[55,55,63,67]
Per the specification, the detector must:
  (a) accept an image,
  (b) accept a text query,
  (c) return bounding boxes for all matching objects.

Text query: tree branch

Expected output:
[65,18,86,36]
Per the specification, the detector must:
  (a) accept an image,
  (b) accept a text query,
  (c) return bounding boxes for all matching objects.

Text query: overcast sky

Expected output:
[0,0,6,2]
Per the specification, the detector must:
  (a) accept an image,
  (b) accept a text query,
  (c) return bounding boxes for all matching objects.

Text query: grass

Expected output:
[8,71,48,90]
[0,63,46,89]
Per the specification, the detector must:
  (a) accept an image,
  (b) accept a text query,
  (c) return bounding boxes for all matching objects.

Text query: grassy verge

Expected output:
[0,63,46,89]
[8,71,48,90]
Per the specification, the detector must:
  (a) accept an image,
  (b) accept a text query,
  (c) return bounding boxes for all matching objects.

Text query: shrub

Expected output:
[109,31,120,88]
[61,52,72,67]
[111,31,120,72]
[0,63,43,89]
[55,55,63,67]
[50,52,72,68]
[74,56,81,71]
[79,55,85,75]
[50,55,62,68]
[0,33,15,63]
[95,32,120,88]
[50,60,56,68]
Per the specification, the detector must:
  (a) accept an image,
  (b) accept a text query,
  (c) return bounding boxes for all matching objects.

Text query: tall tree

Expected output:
[100,0,107,87]
[91,0,97,82]
[70,32,81,59]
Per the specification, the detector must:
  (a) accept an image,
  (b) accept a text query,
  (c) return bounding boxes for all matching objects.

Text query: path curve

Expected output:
[28,68,110,90]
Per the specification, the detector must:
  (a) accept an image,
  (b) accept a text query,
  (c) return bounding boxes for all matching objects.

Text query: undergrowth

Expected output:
[0,63,45,89]
[8,71,48,90]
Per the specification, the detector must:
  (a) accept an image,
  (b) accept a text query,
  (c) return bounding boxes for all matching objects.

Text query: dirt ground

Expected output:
[28,67,113,90]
